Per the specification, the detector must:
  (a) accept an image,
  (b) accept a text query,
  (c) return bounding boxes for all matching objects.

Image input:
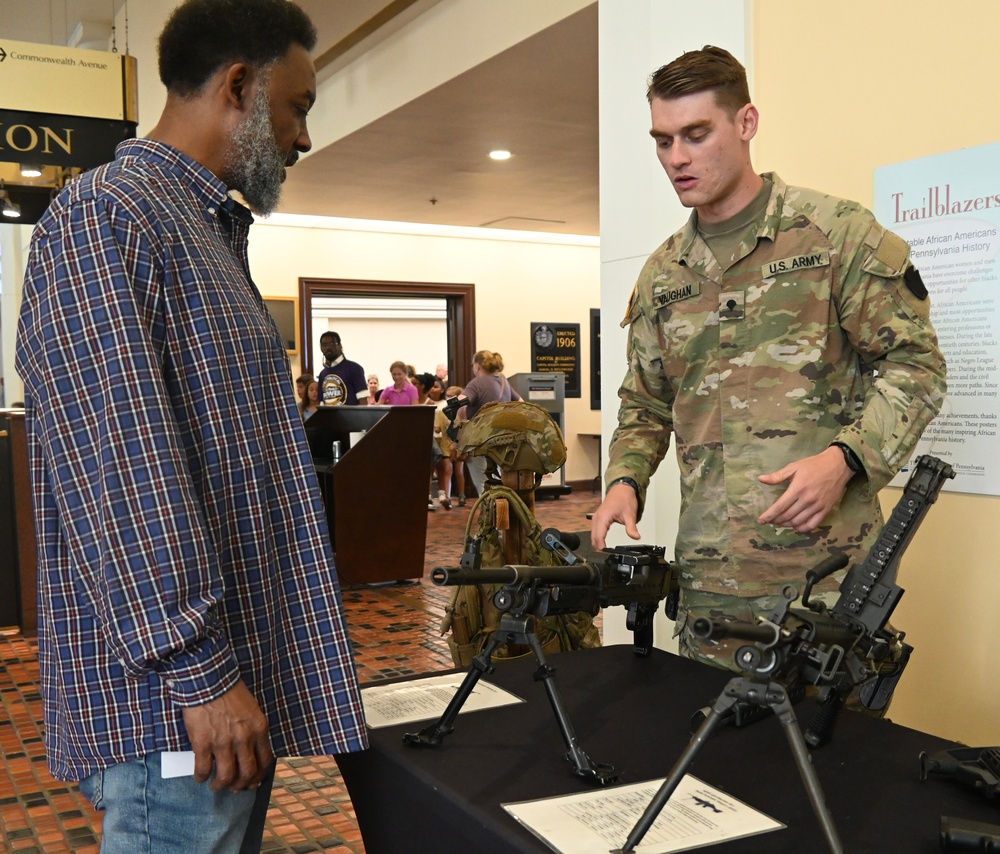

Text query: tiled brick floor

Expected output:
[1,487,598,853]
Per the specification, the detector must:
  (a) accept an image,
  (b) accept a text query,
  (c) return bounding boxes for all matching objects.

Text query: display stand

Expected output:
[306,405,435,585]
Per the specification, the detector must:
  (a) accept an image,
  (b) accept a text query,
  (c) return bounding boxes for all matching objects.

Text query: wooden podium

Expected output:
[0,411,38,635]
[306,405,434,585]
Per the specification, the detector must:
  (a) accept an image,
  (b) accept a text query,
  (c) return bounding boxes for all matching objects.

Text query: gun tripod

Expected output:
[615,675,843,854]
[403,610,620,786]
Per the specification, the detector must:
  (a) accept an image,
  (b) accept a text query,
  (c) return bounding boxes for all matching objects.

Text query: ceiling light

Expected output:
[20,164,43,178]
[0,183,22,219]
[489,150,512,161]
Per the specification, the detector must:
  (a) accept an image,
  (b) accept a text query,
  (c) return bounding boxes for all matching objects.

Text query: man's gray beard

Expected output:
[223,79,286,216]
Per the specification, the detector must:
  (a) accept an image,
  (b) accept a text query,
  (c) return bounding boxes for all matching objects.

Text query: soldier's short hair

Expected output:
[647,46,750,117]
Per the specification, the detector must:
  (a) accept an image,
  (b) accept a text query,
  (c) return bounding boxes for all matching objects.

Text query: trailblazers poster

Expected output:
[875,141,1000,496]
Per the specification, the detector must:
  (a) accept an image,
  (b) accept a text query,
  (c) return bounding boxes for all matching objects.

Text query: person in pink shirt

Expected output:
[378,361,418,405]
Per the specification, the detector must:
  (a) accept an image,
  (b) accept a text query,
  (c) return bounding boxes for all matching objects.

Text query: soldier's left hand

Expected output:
[756,447,854,532]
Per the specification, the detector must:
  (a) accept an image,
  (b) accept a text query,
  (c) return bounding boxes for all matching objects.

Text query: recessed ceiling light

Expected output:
[489,150,512,161]
[20,164,43,178]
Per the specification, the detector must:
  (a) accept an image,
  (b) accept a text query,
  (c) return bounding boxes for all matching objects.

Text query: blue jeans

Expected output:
[78,752,275,854]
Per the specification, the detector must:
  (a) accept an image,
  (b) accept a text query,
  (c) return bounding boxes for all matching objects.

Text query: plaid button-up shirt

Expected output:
[15,138,367,781]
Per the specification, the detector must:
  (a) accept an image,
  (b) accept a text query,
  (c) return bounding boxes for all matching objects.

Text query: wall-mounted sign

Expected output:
[875,140,1000,496]
[531,322,580,398]
[590,308,600,410]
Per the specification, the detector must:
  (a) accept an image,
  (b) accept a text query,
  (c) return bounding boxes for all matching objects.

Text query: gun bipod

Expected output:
[402,611,620,787]
[615,675,844,854]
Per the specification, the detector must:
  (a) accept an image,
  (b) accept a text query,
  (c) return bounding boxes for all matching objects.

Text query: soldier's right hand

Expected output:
[591,484,641,550]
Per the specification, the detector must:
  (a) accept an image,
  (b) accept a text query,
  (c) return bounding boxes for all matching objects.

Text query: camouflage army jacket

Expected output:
[605,173,946,596]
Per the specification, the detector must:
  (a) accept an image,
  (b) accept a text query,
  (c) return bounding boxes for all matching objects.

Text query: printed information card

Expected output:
[503,774,783,854]
[361,673,523,729]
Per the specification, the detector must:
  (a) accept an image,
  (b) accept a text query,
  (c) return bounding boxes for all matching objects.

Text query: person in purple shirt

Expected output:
[458,349,521,494]
[317,330,368,405]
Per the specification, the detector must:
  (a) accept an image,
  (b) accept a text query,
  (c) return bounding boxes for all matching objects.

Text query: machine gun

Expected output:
[403,531,678,785]
[615,455,955,854]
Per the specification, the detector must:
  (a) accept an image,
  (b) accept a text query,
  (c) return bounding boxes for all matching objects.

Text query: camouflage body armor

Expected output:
[442,401,601,665]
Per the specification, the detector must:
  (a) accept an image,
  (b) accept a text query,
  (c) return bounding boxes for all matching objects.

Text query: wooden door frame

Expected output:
[299,278,476,387]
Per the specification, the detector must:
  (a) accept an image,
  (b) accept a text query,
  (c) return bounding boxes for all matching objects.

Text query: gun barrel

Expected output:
[691,618,780,645]
[431,563,599,587]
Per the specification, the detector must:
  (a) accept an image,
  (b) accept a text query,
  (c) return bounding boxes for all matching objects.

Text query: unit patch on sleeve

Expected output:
[762,250,830,278]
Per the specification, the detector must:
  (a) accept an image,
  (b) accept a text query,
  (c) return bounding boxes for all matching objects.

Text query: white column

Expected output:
[0,224,32,406]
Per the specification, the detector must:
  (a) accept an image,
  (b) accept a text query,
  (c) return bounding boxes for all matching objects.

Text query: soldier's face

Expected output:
[650,91,758,223]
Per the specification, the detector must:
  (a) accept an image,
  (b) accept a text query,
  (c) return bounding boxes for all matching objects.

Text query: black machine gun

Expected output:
[437,528,679,656]
[403,531,678,785]
[616,455,955,854]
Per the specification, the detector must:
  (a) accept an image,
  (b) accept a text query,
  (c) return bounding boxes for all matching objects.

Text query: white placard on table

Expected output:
[503,774,784,854]
[361,673,524,729]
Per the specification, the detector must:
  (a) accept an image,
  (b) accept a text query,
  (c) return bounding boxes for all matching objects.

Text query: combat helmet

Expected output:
[458,401,566,474]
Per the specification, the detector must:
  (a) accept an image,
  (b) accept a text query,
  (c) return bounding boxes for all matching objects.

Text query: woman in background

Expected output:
[300,380,320,420]
[459,350,521,495]
[366,373,382,404]
[379,361,418,405]
[414,372,439,407]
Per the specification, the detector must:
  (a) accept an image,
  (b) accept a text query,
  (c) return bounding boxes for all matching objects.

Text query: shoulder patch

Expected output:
[873,229,910,273]
[904,266,928,300]
[620,283,641,328]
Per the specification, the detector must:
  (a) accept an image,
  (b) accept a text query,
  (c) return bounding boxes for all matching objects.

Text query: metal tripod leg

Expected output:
[771,689,843,853]
[523,625,619,786]
[405,614,618,784]
[614,683,739,853]
[402,628,508,746]
[616,677,843,854]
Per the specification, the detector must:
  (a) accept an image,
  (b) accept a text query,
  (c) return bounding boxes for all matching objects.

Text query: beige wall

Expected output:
[249,221,602,482]
[753,0,1000,745]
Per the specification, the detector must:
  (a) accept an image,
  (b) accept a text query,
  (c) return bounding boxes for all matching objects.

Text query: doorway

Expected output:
[299,279,476,390]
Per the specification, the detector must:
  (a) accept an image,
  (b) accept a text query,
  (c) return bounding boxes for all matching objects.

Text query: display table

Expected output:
[337,645,996,853]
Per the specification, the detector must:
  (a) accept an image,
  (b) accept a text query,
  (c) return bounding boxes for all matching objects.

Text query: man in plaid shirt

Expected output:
[15,1,367,851]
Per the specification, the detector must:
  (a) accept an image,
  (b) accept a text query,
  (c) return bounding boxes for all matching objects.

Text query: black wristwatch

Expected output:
[607,476,641,496]
[830,442,863,475]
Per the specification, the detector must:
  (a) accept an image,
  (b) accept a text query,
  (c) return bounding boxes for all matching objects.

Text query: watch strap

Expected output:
[831,442,863,474]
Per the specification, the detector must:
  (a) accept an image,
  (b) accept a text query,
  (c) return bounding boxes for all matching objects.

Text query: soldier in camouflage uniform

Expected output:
[592,46,947,672]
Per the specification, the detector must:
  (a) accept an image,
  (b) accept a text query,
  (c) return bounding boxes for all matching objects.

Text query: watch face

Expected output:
[534,324,554,349]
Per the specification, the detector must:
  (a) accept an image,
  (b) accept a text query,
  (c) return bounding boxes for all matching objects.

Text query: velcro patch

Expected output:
[761,251,830,278]
[874,230,910,272]
[652,281,701,309]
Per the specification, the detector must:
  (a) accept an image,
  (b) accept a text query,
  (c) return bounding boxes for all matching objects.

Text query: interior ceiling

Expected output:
[0,0,599,235]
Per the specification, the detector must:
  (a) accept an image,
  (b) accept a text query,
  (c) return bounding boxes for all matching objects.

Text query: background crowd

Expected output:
[295,339,521,511]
